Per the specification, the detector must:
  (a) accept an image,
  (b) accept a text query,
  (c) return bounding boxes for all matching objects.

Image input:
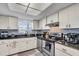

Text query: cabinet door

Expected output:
[0,16,9,29]
[69,4,79,28]
[9,40,19,54]
[41,18,49,29]
[9,17,18,29]
[31,38,37,49]
[28,38,37,50]
[47,13,58,24]
[16,39,28,52]
[27,38,32,50]
[0,44,9,56]
[19,41,28,52]
[59,8,69,28]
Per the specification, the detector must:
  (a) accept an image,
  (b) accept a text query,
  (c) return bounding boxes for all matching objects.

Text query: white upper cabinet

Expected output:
[39,20,42,29]
[41,18,48,29]
[0,16,18,29]
[47,13,59,24]
[39,18,49,29]
[8,17,18,29]
[68,4,79,28]
[0,16,9,29]
[59,7,69,28]
[59,4,79,28]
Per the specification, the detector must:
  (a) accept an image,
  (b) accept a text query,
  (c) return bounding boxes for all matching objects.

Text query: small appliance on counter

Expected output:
[64,33,79,44]
[0,31,8,39]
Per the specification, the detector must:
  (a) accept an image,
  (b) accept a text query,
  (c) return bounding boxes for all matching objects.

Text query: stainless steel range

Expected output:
[37,32,62,56]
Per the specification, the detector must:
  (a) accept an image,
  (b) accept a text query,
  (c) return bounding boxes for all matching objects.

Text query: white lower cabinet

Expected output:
[56,43,79,56]
[28,39,34,50]
[0,44,9,56]
[9,40,19,55]
[27,38,37,50]
[0,37,37,56]
[17,40,28,52]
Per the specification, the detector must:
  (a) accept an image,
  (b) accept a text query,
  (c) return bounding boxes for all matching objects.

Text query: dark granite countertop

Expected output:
[0,36,36,40]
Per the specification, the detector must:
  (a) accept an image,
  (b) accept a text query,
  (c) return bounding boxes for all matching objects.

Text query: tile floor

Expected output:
[11,48,70,56]
[11,49,43,56]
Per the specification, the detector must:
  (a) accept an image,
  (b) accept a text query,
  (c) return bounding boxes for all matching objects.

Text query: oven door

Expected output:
[45,41,51,52]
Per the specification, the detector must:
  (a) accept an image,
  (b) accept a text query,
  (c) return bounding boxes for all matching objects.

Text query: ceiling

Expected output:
[8,3,52,16]
[0,3,75,20]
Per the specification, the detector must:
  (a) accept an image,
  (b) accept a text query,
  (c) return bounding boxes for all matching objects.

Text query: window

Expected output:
[18,19,33,33]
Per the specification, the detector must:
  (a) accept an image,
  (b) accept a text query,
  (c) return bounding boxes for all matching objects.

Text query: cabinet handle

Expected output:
[66,25,67,28]
[69,24,71,28]
[66,24,68,28]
